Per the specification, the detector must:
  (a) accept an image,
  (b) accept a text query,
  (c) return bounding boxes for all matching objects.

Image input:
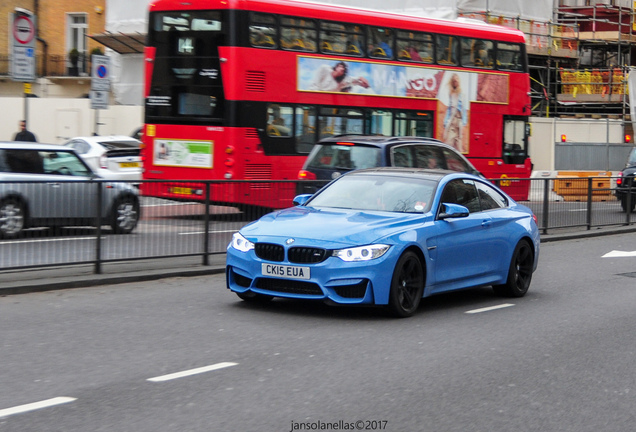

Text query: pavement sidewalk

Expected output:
[1,225,635,296]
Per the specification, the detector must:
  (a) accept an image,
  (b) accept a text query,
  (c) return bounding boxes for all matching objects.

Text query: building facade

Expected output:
[0,0,106,97]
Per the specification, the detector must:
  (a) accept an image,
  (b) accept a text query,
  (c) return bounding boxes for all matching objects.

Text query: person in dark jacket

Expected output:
[13,120,37,142]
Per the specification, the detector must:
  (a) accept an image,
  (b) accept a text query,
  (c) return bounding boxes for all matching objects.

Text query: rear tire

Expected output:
[493,240,534,298]
[110,195,140,234]
[0,198,26,239]
[388,251,424,318]
[620,196,635,213]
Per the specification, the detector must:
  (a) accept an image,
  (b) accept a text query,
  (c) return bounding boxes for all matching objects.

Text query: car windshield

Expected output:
[308,174,436,213]
[307,144,381,170]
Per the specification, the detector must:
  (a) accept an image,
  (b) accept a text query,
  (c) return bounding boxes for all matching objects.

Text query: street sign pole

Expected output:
[91,54,111,135]
[11,8,37,129]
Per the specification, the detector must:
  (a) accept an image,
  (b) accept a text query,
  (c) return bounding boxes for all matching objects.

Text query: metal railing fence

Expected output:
[0,177,634,274]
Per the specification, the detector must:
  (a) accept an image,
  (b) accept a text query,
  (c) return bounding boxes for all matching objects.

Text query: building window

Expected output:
[67,13,88,75]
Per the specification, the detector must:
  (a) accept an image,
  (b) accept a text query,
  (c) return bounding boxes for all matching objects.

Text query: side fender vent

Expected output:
[246,71,266,92]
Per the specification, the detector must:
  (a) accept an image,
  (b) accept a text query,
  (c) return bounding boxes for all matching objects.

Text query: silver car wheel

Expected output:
[111,196,139,234]
[0,199,25,238]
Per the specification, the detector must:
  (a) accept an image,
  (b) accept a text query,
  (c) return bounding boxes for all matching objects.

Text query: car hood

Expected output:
[240,206,429,247]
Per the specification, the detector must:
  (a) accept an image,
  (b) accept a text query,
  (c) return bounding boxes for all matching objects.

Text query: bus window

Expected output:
[295,106,317,153]
[436,35,457,65]
[367,109,392,136]
[497,42,524,71]
[318,107,364,140]
[320,21,364,56]
[368,27,394,59]
[249,13,277,48]
[460,38,493,68]
[281,17,316,52]
[394,111,434,138]
[267,104,293,137]
[396,31,434,63]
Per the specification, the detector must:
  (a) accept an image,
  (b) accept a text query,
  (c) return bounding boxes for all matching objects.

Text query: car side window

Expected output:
[391,146,414,167]
[441,148,469,172]
[440,179,480,213]
[42,151,92,176]
[413,146,444,169]
[3,150,44,174]
[475,181,508,210]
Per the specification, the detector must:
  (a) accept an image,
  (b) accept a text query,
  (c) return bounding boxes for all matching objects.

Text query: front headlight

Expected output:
[333,244,390,262]
[230,232,254,253]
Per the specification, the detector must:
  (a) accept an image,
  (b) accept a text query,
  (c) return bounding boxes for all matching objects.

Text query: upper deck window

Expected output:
[497,42,524,71]
[436,35,457,65]
[368,27,394,59]
[460,38,494,68]
[320,21,364,57]
[281,17,316,52]
[396,31,434,63]
[150,11,224,57]
[249,13,278,48]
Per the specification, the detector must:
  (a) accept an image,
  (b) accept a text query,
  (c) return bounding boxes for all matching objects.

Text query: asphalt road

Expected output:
[1,233,636,431]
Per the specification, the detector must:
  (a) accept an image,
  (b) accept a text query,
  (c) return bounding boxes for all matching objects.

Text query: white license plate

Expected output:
[262,263,310,280]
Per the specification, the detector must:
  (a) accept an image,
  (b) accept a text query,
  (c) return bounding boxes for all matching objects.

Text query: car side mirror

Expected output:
[439,203,469,219]
[293,194,313,206]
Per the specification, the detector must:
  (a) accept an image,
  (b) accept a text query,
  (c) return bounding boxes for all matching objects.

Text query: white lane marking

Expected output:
[0,397,76,419]
[0,237,97,245]
[147,362,238,382]
[466,303,515,314]
[603,250,636,258]
[178,230,237,235]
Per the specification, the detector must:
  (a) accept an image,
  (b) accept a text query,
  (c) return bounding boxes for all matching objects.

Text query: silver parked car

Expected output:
[0,142,140,238]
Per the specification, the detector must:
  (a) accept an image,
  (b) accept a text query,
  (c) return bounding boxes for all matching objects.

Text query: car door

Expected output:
[430,178,495,291]
[40,150,96,220]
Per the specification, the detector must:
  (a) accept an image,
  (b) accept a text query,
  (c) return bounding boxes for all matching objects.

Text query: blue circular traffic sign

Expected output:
[96,65,108,78]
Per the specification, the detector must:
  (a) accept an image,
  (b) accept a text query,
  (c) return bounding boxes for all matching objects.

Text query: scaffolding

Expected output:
[459,3,635,119]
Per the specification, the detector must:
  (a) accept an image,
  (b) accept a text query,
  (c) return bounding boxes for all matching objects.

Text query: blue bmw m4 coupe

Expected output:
[227,168,539,317]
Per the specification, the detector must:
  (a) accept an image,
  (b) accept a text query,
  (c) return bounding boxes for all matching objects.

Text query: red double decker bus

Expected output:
[143,0,532,208]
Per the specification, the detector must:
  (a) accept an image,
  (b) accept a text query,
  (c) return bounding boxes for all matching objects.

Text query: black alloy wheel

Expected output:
[388,251,425,318]
[493,240,534,298]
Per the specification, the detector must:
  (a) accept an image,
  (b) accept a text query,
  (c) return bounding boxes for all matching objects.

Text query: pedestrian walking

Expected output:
[13,120,37,142]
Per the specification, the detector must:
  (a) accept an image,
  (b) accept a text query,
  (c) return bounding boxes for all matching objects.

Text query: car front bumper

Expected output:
[226,246,401,306]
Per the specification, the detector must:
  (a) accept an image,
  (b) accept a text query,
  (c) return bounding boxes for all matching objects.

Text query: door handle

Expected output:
[47,182,61,188]
[481,219,491,227]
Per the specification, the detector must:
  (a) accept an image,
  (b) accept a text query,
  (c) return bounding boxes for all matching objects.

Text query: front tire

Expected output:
[110,195,140,234]
[493,240,534,298]
[388,251,424,318]
[0,198,26,239]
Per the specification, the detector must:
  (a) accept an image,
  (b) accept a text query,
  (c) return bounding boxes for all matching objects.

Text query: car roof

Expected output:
[345,166,461,181]
[67,136,141,144]
[317,135,452,149]
[0,142,72,151]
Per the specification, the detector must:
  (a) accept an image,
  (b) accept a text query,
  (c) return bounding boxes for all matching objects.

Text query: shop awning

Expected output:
[88,32,146,54]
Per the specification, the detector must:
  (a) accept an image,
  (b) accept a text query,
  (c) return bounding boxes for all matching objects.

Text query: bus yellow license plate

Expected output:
[169,187,192,195]
[119,162,139,168]
[262,263,310,280]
